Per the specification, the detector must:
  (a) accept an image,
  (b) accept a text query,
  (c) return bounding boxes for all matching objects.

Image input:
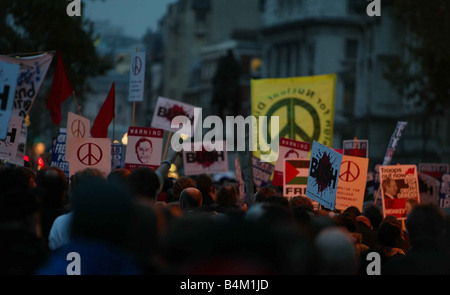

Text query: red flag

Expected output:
[46,51,73,125]
[91,82,115,138]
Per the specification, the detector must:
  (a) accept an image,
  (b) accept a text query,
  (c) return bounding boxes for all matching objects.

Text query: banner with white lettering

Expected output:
[382,121,407,166]
[183,141,228,176]
[111,142,123,169]
[252,156,275,189]
[50,128,70,179]
[124,126,164,171]
[439,173,450,208]
[343,139,369,158]
[0,62,20,140]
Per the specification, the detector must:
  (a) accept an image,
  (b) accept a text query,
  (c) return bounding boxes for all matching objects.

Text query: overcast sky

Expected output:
[84,0,178,38]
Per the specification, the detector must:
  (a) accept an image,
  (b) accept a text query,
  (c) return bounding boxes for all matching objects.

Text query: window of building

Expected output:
[343,80,355,116]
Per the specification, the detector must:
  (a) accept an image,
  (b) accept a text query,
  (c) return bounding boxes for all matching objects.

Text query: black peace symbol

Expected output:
[339,160,360,182]
[265,98,320,144]
[71,120,86,138]
[132,56,142,75]
[77,143,103,166]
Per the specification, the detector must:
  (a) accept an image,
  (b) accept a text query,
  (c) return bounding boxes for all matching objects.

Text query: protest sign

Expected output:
[128,51,146,102]
[183,141,228,176]
[306,141,343,210]
[6,126,27,166]
[272,137,310,187]
[124,126,164,171]
[343,139,369,158]
[0,115,22,160]
[0,53,53,118]
[252,156,275,189]
[111,142,123,169]
[284,158,309,198]
[382,121,407,166]
[151,96,196,133]
[418,172,440,205]
[283,158,319,209]
[0,62,20,140]
[65,112,90,161]
[418,163,449,180]
[50,128,70,178]
[379,165,420,219]
[251,74,336,162]
[68,137,111,177]
[335,154,369,212]
[439,173,450,208]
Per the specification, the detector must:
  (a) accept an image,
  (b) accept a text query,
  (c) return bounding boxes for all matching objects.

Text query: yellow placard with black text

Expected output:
[251,74,336,160]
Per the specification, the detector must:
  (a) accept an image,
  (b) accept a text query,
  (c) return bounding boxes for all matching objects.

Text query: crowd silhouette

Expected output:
[0,148,449,275]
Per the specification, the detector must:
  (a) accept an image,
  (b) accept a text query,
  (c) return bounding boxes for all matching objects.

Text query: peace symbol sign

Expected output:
[265,98,320,144]
[77,143,103,166]
[71,120,86,138]
[132,56,142,75]
[339,160,360,182]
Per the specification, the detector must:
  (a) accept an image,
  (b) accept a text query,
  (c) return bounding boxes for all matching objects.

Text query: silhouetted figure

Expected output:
[212,49,241,120]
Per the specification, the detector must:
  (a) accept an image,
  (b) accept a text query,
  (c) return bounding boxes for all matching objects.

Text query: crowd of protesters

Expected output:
[0,149,449,275]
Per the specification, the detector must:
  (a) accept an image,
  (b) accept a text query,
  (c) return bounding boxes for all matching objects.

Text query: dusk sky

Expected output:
[84,0,178,38]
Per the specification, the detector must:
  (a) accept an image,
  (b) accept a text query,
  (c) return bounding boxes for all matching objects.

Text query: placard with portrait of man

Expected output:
[124,126,164,171]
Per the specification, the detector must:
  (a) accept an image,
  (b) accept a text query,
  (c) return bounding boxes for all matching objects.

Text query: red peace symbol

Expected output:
[339,160,360,182]
[71,120,86,138]
[77,143,103,166]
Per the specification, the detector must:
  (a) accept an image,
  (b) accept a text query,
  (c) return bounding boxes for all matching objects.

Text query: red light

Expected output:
[38,157,44,168]
[24,155,29,162]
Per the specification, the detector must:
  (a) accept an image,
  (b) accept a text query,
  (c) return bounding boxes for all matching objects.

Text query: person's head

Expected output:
[254,186,279,203]
[179,188,203,211]
[215,184,238,208]
[378,220,404,249]
[343,206,361,218]
[172,176,196,202]
[195,174,215,206]
[36,167,68,208]
[135,138,153,164]
[68,168,105,205]
[127,167,160,201]
[0,166,36,193]
[314,227,358,275]
[383,178,398,197]
[363,205,383,230]
[335,212,357,233]
[108,168,131,181]
[0,188,41,237]
[405,198,419,216]
[289,196,314,212]
[70,177,134,249]
[406,204,446,249]
[246,203,292,228]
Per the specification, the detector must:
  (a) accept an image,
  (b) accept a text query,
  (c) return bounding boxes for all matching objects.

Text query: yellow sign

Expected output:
[251,74,336,159]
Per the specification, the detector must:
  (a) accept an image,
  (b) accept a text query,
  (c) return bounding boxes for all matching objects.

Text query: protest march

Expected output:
[0,1,449,283]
